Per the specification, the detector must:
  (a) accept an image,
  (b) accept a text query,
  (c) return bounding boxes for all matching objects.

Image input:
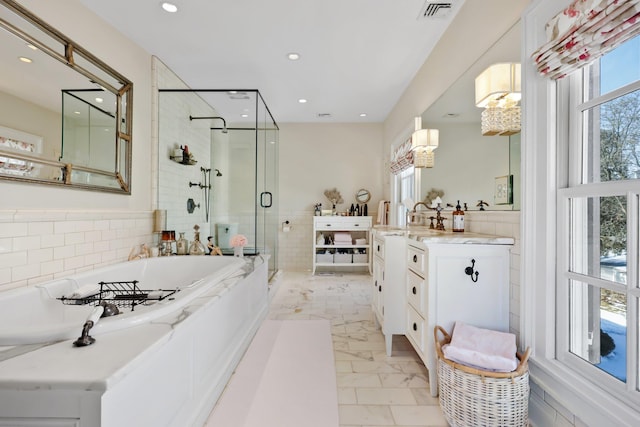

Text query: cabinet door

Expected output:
[432,248,510,333]
[372,259,383,316]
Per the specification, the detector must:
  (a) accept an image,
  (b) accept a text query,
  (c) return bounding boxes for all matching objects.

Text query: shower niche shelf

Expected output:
[170,155,197,165]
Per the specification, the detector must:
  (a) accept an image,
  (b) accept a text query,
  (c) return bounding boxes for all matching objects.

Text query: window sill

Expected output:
[529,357,640,426]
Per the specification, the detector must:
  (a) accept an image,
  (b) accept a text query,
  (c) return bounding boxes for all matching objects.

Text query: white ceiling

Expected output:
[79,0,466,124]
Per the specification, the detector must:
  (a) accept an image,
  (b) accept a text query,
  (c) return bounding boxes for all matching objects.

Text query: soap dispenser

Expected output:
[452,200,464,232]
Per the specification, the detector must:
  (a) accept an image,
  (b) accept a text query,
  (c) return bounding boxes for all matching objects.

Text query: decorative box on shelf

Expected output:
[353,252,368,264]
[334,253,352,264]
[316,252,334,263]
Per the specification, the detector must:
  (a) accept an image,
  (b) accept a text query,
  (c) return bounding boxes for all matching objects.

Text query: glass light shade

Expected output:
[411,128,439,151]
[413,149,435,168]
[475,63,521,108]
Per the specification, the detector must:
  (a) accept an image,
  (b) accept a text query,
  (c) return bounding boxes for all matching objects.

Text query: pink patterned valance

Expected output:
[390,139,413,174]
[533,0,640,79]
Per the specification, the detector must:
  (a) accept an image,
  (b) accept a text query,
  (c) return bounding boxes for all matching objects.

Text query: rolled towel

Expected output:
[442,322,518,372]
[147,290,165,300]
[67,284,100,299]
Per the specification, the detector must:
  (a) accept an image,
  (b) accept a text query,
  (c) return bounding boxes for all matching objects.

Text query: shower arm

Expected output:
[189,115,227,133]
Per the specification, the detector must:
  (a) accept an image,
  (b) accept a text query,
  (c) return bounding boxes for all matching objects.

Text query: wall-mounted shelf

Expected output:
[170,156,197,165]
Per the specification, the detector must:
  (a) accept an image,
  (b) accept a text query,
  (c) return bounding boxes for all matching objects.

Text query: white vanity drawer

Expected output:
[315,217,371,230]
[407,270,426,314]
[373,238,384,258]
[406,305,426,353]
[407,244,426,276]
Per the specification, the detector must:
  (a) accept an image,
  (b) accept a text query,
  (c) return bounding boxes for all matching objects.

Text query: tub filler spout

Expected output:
[73,305,104,347]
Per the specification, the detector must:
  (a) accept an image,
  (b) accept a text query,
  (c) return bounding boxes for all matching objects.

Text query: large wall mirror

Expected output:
[418,21,521,211]
[0,0,133,193]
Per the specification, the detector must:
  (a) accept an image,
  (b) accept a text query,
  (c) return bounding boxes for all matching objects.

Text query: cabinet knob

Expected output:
[413,254,418,263]
[377,245,380,252]
[354,224,360,227]
[413,323,417,331]
[412,286,417,295]
[374,280,377,287]
[378,285,382,292]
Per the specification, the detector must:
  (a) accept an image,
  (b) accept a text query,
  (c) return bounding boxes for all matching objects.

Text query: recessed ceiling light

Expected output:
[241,114,249,118]
[287,53,300,61]
[26,43,37,51]
[74,111,81,115]
[161,2,178,13]
[359,113,367,117]
[18,56,32,63]
[95,97,104,103]
[298,98,307,104]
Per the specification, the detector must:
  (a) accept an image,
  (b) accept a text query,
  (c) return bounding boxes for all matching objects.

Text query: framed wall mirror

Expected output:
[0,0,133,193]
[418,22,521,210]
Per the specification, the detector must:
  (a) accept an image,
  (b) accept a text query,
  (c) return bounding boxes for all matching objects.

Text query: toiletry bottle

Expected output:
[452,200,464,232]
[189,225,206,255]
[176,232,188,255]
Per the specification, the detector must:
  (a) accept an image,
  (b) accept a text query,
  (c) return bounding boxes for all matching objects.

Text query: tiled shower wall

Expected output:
[277,209,522,336]
[0,210,154,291]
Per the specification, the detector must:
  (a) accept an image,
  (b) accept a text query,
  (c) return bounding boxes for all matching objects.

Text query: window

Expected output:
[558,35,640,401]
[396,166,414,227]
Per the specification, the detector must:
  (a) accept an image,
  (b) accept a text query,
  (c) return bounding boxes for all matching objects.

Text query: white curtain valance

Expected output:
[390,139,413,174]
[533,0,640,80]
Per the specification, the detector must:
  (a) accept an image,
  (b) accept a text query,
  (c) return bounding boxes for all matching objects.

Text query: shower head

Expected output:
[214,169,222,177]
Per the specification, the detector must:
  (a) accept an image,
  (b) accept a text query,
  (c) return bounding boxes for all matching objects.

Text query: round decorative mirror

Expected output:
[355,188,371,204]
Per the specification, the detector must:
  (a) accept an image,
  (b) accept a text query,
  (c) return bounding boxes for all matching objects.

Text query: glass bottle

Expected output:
[176,232,188,255]
[452,200,465,232]
[189,225,206,255]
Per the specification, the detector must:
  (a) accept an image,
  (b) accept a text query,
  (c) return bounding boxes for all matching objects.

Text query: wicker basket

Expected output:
[434,325,531,427]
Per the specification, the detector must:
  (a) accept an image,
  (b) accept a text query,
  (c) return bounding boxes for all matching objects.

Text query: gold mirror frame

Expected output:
[0,0,133,193]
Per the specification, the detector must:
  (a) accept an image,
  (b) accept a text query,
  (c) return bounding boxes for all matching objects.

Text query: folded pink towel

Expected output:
[442,322,517,372]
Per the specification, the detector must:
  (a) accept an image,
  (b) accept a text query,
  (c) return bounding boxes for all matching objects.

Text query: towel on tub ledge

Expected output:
[66,284,100,299]
[442,321,518,372]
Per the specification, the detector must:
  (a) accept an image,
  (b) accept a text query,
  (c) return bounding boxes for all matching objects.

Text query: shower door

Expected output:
[256,93,279,277]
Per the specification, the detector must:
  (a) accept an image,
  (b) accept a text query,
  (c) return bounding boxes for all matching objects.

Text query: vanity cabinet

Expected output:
[371,231,407,356]
[406,239,511,396]
[312,216,372,274]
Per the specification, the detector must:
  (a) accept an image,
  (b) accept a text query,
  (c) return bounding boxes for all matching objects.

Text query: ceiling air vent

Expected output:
[418,1,453,19]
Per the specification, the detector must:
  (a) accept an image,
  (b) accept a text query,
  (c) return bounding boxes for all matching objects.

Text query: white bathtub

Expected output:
[0,255,245,346]
[0,255,269,426]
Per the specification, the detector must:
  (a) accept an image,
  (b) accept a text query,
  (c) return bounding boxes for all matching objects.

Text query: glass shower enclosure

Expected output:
[158,89,279,278]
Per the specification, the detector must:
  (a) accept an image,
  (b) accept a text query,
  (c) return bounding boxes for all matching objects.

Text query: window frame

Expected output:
[555,61,640,405]
[523,1,640,424]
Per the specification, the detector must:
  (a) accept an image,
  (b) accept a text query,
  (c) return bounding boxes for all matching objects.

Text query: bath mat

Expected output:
[205,319,339,427]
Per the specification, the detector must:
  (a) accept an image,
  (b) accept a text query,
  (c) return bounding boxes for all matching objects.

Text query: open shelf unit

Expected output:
[312,216,372,274]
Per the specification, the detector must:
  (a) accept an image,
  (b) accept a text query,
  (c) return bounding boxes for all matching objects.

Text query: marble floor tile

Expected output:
[339,404,396,426]
[268,271,446,427]
[390,405,448,426]
[356,388,417,405]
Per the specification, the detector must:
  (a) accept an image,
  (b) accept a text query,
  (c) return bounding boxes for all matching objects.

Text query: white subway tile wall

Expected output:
[0,210,154,291]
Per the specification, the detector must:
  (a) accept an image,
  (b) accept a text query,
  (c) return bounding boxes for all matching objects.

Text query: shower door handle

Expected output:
[260,191,273,208]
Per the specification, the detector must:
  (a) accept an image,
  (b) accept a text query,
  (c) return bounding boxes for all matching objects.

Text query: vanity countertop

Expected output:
[372,225,514,245]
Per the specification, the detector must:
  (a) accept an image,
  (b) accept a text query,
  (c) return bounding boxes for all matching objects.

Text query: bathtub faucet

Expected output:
[73,305,104,347]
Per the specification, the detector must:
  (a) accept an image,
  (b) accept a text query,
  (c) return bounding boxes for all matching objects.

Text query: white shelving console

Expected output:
[312,216,372,274]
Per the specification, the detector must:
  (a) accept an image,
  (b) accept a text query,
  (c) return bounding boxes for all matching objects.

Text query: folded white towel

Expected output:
[442,322,517,372]
[67,284,100,299]
[377,200,386,224]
